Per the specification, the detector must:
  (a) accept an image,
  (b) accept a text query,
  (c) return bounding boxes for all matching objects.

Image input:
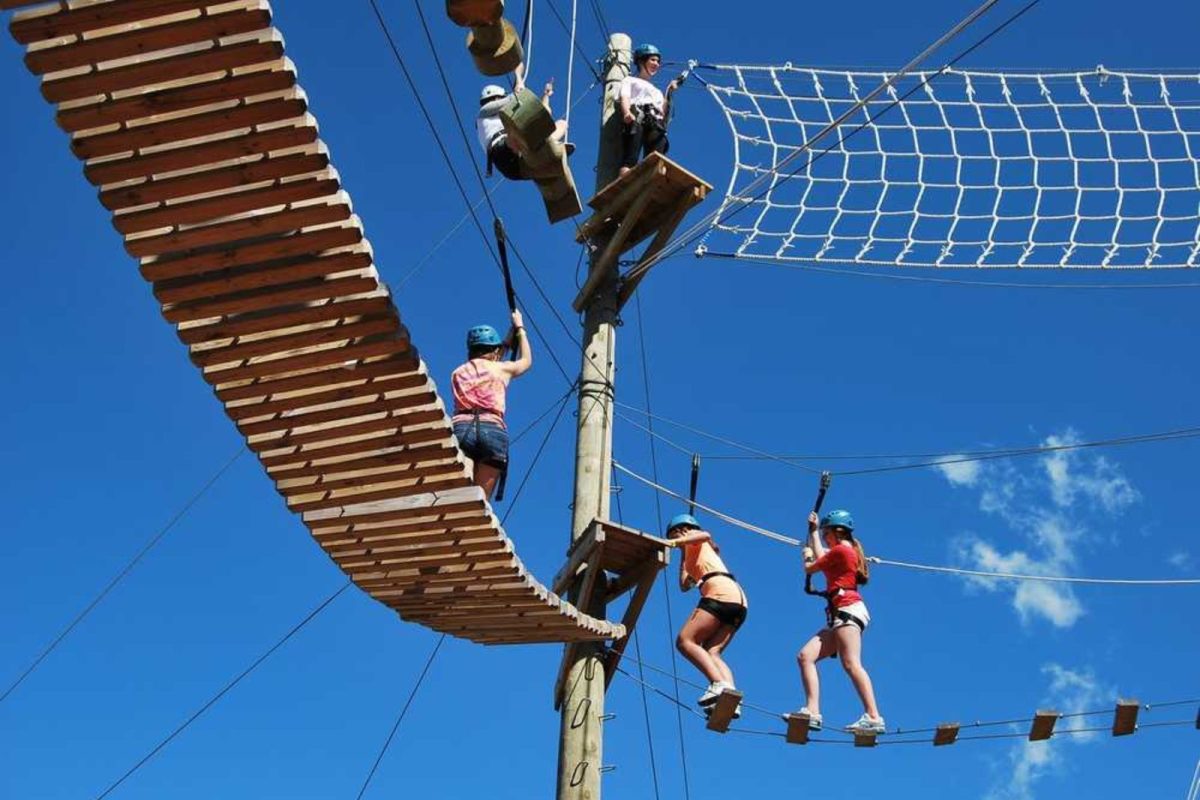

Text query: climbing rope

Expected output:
[563,0,578,131]
[613,462,1200,586]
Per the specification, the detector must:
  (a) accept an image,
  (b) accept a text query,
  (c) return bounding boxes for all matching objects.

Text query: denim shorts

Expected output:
[453,419,509,469]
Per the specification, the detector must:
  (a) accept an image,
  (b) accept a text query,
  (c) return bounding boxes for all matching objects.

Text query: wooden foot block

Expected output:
[705,689,742,734]
[500,88,557,156]
[853,731,878,748]
[1029,709,1059,741]
[784,713,811,745]
[447,0,503,27]
[1112,699,1139,736]
[933,722,960,746]
[467,19,523,76]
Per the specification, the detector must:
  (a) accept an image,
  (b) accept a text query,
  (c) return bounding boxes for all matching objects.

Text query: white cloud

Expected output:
[1168,551,1193,571]
[937,430,1138,627]
[936,456,981,487]
[986,664,1110,800]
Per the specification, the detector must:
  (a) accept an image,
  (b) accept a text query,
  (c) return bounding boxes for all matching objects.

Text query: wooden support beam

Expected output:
[551,522,604,596]
[572,188,654,312]
[1029,710,1059,741]
[705,690,742,734]
[616,188,699,309]
[933,723,960,746]
[784,712,812,745]
[1112,699,1139,736]
[602,562,663,688]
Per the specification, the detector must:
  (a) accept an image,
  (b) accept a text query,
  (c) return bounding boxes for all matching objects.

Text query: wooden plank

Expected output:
[327,535,501,562]
[143,222,362,282]
[287,476,473,514]
[1029,710,1059,741]
[277,454,461,495]
[117,175,341,234]
[784,712,812,745]
[571,187,654,312]
[705,690,742,733]
[238,389,434,438]
[103,151,329,211]
[84,124,318,185]
[11,0,224,45]
[43,38,285,103]
[163,274,377,324]
[247,406,442,453]
[1112,699,1139,736]
[155,251,371,306]
[933,723,960,746]
[195,314,399,370]
[227,368,425,422]
[551,521,602,596]
[58,67,297,133]
[258,425,446,470]
[853,731,878,748]
[202,334,412,386]
[74,95,307,160]
[216,353,420,404]
[129,199,353,259]
[616,189,697,308]
[25,7,273,75]
[180,295,389,348]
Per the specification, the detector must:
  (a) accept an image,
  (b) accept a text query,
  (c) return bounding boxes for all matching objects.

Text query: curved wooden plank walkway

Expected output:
[3,0,622,645]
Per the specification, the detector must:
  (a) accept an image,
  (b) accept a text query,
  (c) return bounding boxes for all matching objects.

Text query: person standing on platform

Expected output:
[450,309,532,498]
[618,43,682,177]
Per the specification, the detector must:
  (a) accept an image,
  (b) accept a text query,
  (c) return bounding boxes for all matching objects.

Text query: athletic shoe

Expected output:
[697,683,721,707]
[780,708,822,731]
[845,714,886,734]
[732,703,743,720]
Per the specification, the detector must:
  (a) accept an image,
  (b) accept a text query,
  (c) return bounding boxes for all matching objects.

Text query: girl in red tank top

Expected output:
[790,509,885,735]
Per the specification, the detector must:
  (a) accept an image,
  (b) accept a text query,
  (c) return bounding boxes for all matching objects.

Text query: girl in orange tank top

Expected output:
[665,513,748,716]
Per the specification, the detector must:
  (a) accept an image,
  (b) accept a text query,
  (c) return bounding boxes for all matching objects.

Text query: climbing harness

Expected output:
[802,471,844,625]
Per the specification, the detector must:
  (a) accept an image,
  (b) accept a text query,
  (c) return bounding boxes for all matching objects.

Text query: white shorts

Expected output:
[829,600,870,632]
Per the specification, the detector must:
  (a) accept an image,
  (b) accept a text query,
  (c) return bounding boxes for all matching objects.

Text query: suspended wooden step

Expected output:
[499,87,582,223]
[551,520,671,707]
[573,153,712,311]
[2,0,635,646]
[446,0,522,76]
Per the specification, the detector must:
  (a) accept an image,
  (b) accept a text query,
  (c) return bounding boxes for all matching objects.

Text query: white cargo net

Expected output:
[696,64,1200,268]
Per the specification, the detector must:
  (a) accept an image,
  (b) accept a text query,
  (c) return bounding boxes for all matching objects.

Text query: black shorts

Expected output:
[488,141,529,181]
[697,597,747,631]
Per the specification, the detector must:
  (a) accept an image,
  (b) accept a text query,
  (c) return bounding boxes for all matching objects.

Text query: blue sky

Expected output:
[1,1,1198,798]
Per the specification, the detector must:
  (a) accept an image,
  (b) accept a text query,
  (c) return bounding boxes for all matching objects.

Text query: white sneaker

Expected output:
[780,708,822,731]
[845,714,886,734]
[732,702,743,720]
[697,683,721,707]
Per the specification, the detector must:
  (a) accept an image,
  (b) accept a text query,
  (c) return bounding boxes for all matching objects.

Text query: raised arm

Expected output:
[803,511,826,575]
[499,309,533,378]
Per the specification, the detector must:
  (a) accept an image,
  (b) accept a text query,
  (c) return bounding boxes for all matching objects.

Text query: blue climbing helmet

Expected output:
[820,509,855,532]
[634,43,662,64]
[466,324,503,349]
[666,513,699,535]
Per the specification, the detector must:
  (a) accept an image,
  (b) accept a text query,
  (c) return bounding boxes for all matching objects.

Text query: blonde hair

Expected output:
[832,529,870,586]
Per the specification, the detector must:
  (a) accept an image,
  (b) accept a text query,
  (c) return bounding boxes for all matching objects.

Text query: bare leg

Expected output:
[473,463,502,498]
[676,608,726,684]
[702,624,738,686]
[796,629,836,716]
[834,625,881,719]
[618,166,631,176]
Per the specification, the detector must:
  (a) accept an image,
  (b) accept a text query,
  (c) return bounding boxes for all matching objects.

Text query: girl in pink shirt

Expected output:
[791,509,885,734]
[451,309,532,498]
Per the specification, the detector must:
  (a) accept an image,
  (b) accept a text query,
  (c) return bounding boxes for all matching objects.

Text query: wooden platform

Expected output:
[2,0,626,647]
[572,153,711,311]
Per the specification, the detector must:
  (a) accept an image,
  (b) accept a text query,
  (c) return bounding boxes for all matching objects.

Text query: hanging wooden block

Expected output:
[933,723,960,746]
[853,731,878,748]
[1112,699,1139,736]
[705,689,743,734]
[500,87,557,156]
[466,18,523,76]
[783,712,812,745]
[447,0,503,27]
[1029,709,1059,741]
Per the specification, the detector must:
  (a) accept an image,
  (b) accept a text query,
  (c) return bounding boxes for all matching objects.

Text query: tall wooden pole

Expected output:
[556,32,630,800]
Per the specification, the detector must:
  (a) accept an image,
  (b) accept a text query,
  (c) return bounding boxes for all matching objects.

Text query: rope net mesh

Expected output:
[699,64,1200,268]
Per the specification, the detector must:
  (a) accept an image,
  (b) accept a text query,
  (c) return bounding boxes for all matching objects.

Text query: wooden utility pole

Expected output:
[556,32,631,800]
